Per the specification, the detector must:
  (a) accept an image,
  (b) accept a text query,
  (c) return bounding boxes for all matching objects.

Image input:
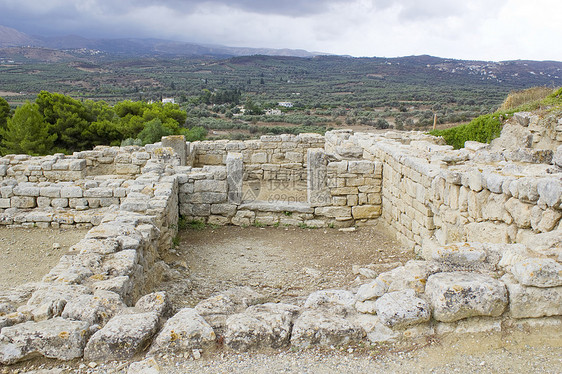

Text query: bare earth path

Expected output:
[159,223,412,310]
[0,227,88,290]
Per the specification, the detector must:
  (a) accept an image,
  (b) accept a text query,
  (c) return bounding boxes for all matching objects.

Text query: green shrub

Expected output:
[430,113,504,149]
[431,86,562,149]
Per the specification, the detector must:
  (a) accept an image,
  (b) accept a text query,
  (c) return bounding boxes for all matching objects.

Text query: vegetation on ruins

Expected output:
[430,87,562,149]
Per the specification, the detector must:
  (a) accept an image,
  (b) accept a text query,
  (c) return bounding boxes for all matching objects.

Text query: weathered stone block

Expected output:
[225,303,300,351]
[150,308,215,354]
[374,289,431,328]
[352,205,381,219]
[502,274,562,318]
[426,272,508,322]
[11,196,36,208]
[84,312,160,361]
[511,258,562,287]
[0,317,90,365]
[290,310,365,348]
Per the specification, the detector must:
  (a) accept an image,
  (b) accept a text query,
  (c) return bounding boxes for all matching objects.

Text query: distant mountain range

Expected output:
[1,24,561,92]
[0,25,322,58]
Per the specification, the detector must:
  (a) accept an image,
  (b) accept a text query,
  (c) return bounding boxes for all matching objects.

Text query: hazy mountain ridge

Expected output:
[0,25,321,58]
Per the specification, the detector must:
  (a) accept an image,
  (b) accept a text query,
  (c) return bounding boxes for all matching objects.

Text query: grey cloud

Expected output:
[372,0,509,22]
[131,0,349,16]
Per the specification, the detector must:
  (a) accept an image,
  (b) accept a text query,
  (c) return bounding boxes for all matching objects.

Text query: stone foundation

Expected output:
[0,110,561,365]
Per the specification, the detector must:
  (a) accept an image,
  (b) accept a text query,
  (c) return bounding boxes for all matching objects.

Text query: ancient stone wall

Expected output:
[0,113,561,365]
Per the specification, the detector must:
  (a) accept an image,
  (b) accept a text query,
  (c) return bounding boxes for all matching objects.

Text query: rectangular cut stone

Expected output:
[307,149,330,206]
[348,160,374,174]
[115,164,140,175]
[40,186,61,198]
[84,188,113,198]
[194,180,227,193]
[59,187,81,200]
[13,185,40,197]
[162,135,188,166]
[11,196,36,208]
[69,159,86,171]
[352,205,382,219]
[315,206,351,218]
[226,153,243,204]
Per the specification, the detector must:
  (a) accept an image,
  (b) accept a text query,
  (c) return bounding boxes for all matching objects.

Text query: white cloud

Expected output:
[0,0,560,61]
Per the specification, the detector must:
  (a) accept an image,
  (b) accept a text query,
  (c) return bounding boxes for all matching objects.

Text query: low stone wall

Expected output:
[0,146,154,183]
[177,154,382,227]
[191,133,325,167]
[0,113,561,366]
[345,129,562,252]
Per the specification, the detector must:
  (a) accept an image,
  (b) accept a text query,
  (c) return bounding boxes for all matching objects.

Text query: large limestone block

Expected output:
[504,197,533,228]
[377,260,438,293]
[0,318,90,365]
[356,279,387,302]
[465,222,510,244]
[502,274,562,318]
[304,290,356,309]
[290,310,365,348]
[150,308,215,354]
[162,135,188,166]
[352,205,381,219]
[511,258,562,287]
[194,287,265,330]
[426,272,508,322]
[61,291,126,326]
[429,242,487,267]
[84,311,159,361]
[373,289,431,328]
[225,303,300,351]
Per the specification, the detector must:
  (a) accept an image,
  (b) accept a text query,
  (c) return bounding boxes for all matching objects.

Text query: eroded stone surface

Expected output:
[0,317,90,365]
[150,308,215,354]
[373,289,431,328]
[426,272,508,322]
[290,310,365,348]
[511,258,562,288]
[225,303,300,351]
[84,311,159,361]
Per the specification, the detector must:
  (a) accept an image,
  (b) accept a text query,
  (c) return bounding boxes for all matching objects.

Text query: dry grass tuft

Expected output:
[500,86,555,111]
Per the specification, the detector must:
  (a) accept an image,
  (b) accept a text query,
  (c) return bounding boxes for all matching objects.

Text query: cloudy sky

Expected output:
[0,0,560,61]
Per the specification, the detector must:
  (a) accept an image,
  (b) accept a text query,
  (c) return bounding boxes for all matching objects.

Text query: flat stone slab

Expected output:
[0,317,90,365]
[150,308,215,354]
[426,272,508,322]
[84,311,160,361]
[225,303,300,351]
[374,289,431,328]
[239,201,314,214]
[511,258,562,288]
[290,310,365,348]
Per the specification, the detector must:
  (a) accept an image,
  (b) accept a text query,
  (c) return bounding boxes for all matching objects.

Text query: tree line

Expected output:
[0,92,206,156]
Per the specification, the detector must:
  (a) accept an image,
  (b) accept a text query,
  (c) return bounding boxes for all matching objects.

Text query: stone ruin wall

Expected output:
[179,133,382,227]
[0,109,561,365]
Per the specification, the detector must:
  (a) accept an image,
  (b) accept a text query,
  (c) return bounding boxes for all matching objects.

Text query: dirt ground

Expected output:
[1,224,562,373]
[0,227,88,290]
[159,223,412,310]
